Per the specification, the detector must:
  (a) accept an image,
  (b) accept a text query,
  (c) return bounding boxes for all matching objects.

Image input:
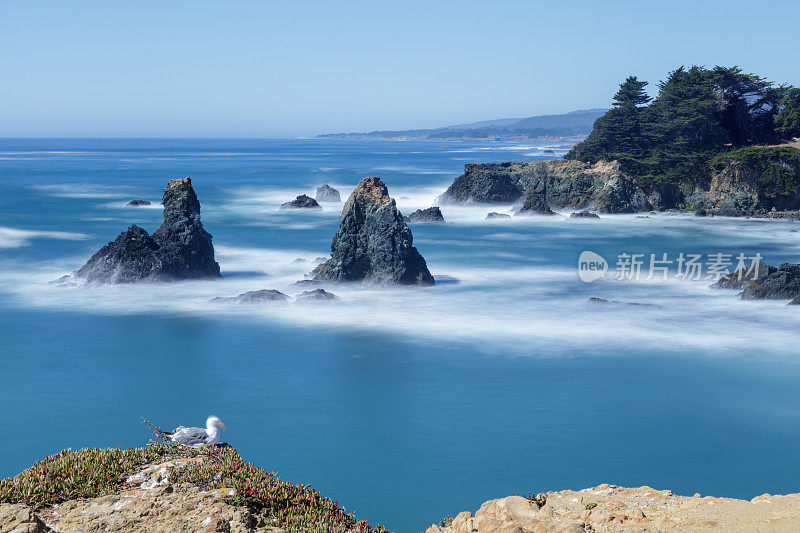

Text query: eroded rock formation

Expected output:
[314,176,434,285]
[281,195,321,209]
[406,207,445,223]
[315,184,341,202]
[74,178,220,283]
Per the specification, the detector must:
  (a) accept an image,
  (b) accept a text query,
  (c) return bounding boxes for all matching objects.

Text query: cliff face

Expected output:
[440,147,800,217]
[74,178,221,283]
[439,160,652,214]
[314,176,434,285]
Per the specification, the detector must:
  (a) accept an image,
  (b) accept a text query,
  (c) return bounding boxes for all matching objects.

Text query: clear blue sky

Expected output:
[2,0,799,137]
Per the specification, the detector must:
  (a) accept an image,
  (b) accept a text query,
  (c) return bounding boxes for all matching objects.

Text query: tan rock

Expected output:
[0,504,49,533]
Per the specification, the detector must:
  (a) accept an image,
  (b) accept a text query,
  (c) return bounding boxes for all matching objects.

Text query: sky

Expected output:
[1,0,799,138]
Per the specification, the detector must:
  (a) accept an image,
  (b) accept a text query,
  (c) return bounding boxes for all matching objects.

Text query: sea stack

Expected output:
[314,176,434,285]
[74,177,221,283]
[315,184,341,202]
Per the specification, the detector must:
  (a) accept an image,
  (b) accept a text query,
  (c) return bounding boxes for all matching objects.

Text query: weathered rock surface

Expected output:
[570,210,600,219]
[295,289,338,301]
[485,212,510,219]
[126,199,151,206]
[74,178,220,283]
[427,485,800,533]
[0,457,282,533]
[314,176,434,285]
[281,194,321,209]
[406,207,445,223]
[710,263,777,290]
[315,184,341,202]
[516,180,555,215]
[741,263,800,300]
[440,160,651,214]
[212,289,289,304]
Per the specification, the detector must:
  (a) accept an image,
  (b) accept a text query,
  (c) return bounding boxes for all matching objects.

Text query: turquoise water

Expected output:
[2,139,800,531]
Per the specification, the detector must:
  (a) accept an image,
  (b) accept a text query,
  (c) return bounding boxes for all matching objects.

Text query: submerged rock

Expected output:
[126,199,151,206]
[315,184,341,202]
[212,289,289,304]
[281,194,321,209]
[742,263,800,300]
[74,178,221,283]
[485,212,511,219]
[295,288,337,301]
[313,176,434,285]
[710,263,776,290]
[406,207,445,223]
[569,210,600,219]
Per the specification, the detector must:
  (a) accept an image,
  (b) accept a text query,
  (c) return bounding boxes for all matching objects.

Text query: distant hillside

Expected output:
[318,109,607,141]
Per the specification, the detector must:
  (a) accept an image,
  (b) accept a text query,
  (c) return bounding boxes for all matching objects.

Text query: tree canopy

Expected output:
[567,65,797,189]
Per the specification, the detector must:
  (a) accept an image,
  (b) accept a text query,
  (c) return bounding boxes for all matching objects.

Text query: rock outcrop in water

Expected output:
[212,289,289,303]
[74,178,221,283]
[570,210,600,219]
[485,212,510,219]
[315,184,341,202]
[741,263,800,300]
[440,160,652,214]
[406,207,445,223]
[126,199,151,206]
[710,263,776,290]
[281,194,321,209]
[314,176,434,285]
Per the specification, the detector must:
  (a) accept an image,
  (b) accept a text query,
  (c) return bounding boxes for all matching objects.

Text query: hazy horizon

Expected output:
[2,0,799,138]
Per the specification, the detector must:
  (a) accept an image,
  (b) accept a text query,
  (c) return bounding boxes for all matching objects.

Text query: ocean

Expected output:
[1,138,800,532]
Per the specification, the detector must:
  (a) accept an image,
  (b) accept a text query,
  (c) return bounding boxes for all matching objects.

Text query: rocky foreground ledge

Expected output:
[427,486,800,533]
[0,443,383,533]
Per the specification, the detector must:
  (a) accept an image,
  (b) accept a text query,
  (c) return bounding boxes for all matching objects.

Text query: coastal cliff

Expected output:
[439,160,652,214]
[439,147,800,217]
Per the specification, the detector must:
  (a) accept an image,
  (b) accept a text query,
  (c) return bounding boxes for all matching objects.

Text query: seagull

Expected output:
[165,415,226,448]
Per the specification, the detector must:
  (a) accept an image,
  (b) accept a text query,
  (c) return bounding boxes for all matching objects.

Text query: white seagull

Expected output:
[166,415,226,448]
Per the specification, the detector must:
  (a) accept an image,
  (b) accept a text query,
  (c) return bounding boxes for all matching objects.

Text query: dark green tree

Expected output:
[612,76,651,108]
[776,87,800,139]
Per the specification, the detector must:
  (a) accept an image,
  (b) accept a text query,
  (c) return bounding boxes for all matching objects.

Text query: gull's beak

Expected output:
[219,422,226,428]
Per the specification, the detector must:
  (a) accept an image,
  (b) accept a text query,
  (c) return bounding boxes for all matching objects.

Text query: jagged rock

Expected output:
[0,503,49,532]
[313,177,434,285]
[315,184,341,202]
[517,180,555,215]
[281,194,321,209]
[742,263,800,300]
[485,212,511,219]
[74,178,220,283]
[569,210,600,219]
[440,160,651,213]
[212,289,289,303]
[406,207,445,223]
[126,199,151,206]
[711,263,776,290]
[295,289,337,301]
[587,296,609,304]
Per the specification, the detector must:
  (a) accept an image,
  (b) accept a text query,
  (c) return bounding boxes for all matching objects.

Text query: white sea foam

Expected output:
[33,184,136,199]
[0,227,90,249]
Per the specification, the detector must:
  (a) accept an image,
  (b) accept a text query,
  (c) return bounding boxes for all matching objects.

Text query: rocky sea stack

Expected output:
[315,184,341,202]
[281,194,321,209]
[314,176,434,285]
[74,177,221,283]
[406,206,445,223]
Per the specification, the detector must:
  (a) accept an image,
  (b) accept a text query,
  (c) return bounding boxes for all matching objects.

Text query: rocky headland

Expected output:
[439,160,652,214]
[439,148,800,217]
[313,176,434,285]
[74,178,220,283]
